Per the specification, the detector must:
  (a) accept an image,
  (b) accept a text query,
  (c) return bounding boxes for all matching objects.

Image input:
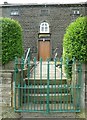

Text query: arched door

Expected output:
[38,21,50,61]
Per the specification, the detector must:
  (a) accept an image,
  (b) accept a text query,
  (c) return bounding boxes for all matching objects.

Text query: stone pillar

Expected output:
[72,63,86,114]
[72,63,80,110]
[80,64,85,112]
[0,72,12,107]
[82,63,87,117]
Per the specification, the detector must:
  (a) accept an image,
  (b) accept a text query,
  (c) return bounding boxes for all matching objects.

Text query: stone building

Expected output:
[0,2,87,60]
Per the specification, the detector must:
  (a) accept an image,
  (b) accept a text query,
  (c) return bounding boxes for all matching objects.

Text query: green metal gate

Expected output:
[14,57,82,113]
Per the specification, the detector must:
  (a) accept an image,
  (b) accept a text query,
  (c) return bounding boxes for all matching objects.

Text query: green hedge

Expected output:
[0,17,24,65]
[63,16,87,62]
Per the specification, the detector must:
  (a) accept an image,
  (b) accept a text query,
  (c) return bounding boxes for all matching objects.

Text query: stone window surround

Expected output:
[10,9,19,16]
[72,9,80,15]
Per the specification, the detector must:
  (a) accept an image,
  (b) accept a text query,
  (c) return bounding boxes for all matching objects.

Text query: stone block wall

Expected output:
[0,72,13,107]
[1,3,86,59]
[0,71,22,119]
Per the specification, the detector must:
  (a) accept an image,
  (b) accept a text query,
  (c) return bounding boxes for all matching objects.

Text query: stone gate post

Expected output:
[72,62,87,115]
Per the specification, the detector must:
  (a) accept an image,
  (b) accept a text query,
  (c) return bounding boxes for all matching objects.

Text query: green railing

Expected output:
[14,57,82,113]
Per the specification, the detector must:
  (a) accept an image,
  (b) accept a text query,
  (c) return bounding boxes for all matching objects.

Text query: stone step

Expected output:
[23,93,71,102]
[20,84,70,93]
[18,103,75,111]
[24,78,67,85]
[25,84,69,88]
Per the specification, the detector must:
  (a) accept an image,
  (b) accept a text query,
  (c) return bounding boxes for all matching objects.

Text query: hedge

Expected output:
[63,16,87,78]
[0,17,24,65]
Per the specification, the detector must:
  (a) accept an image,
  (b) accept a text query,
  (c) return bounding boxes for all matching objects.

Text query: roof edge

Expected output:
[0,2,87,7]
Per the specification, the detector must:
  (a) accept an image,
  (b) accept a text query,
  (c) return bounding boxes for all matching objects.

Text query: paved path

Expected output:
[31,61,66,79]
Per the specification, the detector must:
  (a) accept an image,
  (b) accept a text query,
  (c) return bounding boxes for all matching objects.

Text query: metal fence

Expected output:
[14,57,82,113]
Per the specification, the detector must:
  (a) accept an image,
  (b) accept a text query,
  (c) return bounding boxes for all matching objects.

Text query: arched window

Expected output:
[40,22,49,33]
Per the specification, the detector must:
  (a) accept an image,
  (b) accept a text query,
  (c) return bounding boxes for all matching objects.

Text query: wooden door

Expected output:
[38,41,50,61]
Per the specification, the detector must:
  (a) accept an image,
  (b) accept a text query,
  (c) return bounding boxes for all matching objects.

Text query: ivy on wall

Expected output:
[0,17,24,65]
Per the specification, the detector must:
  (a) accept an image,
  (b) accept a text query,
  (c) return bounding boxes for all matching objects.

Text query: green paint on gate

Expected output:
[14,51,82,113]
[46,59,50,113]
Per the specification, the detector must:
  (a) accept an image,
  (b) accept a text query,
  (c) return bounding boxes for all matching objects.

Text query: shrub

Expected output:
[63,16,87,78]
[0,17,24,65]
[63,16,87,62]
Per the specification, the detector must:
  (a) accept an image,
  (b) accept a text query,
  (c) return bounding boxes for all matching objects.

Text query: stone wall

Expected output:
[0,72,13,107]
[1,3,86,59]
[80,64,85,112]
[0,71,13,119]
[72,63,87,117]
[0,3,87,118]
[0,70,22,119]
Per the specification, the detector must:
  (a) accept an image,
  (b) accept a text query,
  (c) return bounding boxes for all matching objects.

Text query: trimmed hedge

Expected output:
[0,17,24,65]
[63,16,87,62]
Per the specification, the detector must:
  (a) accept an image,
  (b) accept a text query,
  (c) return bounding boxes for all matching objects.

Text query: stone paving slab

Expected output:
[21,112,76,118]
[0,106,21,119]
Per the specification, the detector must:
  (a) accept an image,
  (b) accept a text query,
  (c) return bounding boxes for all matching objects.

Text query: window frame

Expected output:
[40,22,49,33]
[10,9,19,16]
